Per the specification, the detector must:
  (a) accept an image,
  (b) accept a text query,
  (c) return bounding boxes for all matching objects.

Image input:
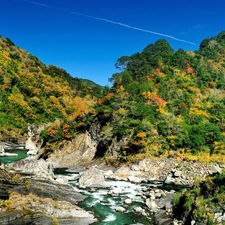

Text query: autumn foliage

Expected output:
[0,31,225,160]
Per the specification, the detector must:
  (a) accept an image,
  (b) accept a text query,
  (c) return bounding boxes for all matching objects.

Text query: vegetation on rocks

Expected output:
[1,31,225,225]
[0,31,225,160]
[173,170,225,224]
[91,31,225,161]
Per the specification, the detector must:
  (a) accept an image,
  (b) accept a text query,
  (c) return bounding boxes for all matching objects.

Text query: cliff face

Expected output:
[25,123,47,155]
[48,131,97,167]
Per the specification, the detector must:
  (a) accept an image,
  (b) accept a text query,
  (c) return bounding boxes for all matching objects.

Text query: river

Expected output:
[1,150,164,225]
[54,169,156,225]
[0,149,28,164]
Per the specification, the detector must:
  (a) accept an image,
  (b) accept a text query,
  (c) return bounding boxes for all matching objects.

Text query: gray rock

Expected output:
[0,214,53,225]
[55,175,69,185]
[58,217,97,225]
[155,199,166,209]
[108,188,120,195]
[79,166,108,188]
[115,206,126,212]
[104,170,114,178]
[129,224,144,225]
[165,202,173,210]
[174,170,182,177]
[128,175,142,183]
[26,123,47,155]
[48,131,97,168]
[124,198,132,204]
[146,199,159,211]
[0,212,23,225]
[165,175,175,184]
[154,210,173,225]
[0,144,4,154]
[134,207,144,213]
[213,164,222,174]
[214,212,222,220]
[10,158,54,180]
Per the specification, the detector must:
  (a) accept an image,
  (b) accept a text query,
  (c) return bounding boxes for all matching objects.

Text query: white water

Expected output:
[103,214,117,222]
[71,179,155,225]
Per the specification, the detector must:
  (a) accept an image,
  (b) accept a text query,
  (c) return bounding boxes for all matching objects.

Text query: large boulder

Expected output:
[146,199,159,212]
[79,166,108,188]
[10,158,54,180]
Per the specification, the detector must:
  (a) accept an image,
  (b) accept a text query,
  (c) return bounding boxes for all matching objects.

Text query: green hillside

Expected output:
[0,36,102,141]
[90,32,225,161]
[0,32,225,160]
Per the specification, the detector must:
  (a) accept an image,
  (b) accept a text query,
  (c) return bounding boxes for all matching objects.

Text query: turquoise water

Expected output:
[54,169,155,225]
[0,149,28,164]
[2,155,154,225]
[73,180,154,225]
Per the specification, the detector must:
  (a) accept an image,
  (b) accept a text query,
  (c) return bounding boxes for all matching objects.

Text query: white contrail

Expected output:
[24,0,196,45]
[24,0,53,8]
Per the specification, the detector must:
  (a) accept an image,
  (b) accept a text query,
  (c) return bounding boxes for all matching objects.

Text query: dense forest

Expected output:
[0,31,225,160]
[91,31,225,160]
[0,36,104,141]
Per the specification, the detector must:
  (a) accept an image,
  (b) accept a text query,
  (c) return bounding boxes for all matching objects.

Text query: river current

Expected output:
[1,150,155,225]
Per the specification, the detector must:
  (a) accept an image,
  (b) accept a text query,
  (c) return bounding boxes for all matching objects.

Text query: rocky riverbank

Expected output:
[99,157,222,186]
[68,157,223,225]
[0,163,96,225]
[0,152,223,225]
[0,141,25,150]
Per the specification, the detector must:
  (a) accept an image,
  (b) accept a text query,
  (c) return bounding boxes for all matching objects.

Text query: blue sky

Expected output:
[1,0,225,86]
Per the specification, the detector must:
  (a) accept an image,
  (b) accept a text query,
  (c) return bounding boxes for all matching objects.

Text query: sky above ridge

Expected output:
[1,0,225,86]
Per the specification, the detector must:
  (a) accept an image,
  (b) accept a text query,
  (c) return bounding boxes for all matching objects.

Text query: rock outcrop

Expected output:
[0,141,25,150]
[48,131,97,167]
[9,157,54,180]
[0,168,96,225]
[0,144,4,155]
[25,123,46,155]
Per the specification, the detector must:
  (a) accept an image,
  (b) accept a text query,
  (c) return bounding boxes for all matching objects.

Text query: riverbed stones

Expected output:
[128,175,142,183]
[104,169,114,177]
[134,207,144,213]
[55,175,69,185]
[0,167,96,225]
[146,199,159,212]
[109,158,222,186]
[124,198,132,204]
[115,206,126,212]
[174,170,182,177]
[154,210,174,225]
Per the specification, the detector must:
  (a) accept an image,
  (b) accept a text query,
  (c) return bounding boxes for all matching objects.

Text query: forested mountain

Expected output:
[0,32,225,160]
[90,31,225,160]
[0,36,103,141]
